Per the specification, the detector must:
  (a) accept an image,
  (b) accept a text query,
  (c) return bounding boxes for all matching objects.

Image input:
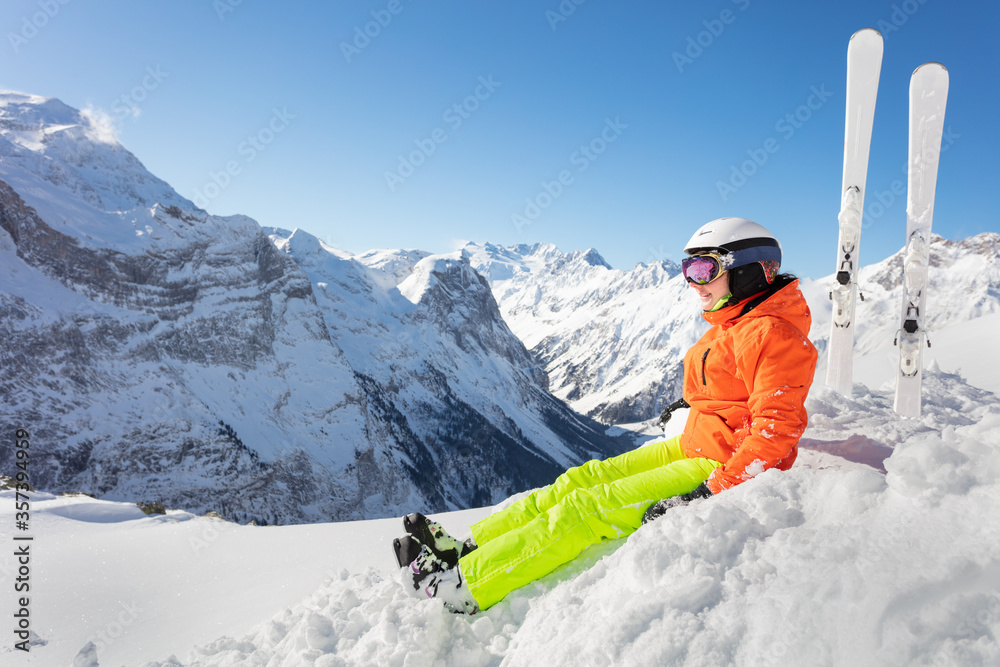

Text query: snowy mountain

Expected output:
[0,91,628,524]
[466,242,704,424]
[468,234,1000,424]
[265,230,626,508]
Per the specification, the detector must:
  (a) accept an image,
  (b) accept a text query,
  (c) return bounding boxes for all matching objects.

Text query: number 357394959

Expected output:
[14,429,31,524]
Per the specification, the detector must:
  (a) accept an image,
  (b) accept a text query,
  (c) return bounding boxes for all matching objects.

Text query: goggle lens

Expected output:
[682,255,722,285]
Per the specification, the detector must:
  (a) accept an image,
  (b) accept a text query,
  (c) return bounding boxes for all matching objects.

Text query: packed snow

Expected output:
[4,367,1000,666]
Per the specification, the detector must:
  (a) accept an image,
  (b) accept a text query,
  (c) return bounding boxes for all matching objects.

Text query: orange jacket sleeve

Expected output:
[705,318,817,494]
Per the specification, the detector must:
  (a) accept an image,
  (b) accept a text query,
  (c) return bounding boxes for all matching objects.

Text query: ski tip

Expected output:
[910,62,950,93]
[850,27,883,41]
[912,61,948,75]
[848,28,884,62]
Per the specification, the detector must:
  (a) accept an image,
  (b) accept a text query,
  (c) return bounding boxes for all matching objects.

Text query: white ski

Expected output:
[894,62,949,418]
[826,28,883,397]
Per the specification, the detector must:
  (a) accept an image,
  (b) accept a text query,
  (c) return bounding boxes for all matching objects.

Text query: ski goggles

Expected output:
[682,243,782,285]
[681,253,727,285]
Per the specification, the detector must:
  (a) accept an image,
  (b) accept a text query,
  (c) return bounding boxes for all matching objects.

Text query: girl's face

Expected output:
[689,270,731,311]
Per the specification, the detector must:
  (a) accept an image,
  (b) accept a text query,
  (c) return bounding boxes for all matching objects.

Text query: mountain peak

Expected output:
[398,249,477,305]
[0,91,79,125]
[285,228,325,256]
[0,89,193,221]
[576,248,612,269]
[0,90,119,150]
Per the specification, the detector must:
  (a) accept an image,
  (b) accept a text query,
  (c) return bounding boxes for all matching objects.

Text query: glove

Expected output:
[681,482,713,501]
[641,482,713,525]
[656,398,689,427]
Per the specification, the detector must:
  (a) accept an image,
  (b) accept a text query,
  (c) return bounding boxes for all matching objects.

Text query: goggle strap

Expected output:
[724,245,782,268]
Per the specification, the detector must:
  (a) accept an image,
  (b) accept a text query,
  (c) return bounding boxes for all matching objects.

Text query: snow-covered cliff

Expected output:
[0,92,629,524]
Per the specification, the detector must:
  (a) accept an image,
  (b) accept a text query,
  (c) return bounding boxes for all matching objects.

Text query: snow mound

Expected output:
[885,412,1000,499]
[148,372,1000,667]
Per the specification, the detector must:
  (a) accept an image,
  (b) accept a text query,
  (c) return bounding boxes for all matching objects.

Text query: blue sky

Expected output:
[2,0,997,278]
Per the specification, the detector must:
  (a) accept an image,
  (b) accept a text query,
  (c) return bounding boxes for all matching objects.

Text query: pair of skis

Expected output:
[825,28,949,418]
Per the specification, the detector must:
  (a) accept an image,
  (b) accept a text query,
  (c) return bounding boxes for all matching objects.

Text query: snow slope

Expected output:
[6,370,1000,666]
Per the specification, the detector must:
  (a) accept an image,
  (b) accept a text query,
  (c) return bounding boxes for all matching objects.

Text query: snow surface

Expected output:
[5,369,1000,666]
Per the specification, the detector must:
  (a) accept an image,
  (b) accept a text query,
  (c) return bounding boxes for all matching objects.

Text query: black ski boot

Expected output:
[642,482,713,525]
[402,512,477,567]
[403,544,479,614]
[402,544,447,597]
[393,534,423,569]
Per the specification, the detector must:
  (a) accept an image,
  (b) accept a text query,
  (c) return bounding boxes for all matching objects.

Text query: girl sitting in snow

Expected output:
[395,217,819,614]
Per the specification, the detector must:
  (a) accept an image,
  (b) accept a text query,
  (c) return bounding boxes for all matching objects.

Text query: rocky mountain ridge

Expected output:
[0,91,628,524]
[466,241,704,424]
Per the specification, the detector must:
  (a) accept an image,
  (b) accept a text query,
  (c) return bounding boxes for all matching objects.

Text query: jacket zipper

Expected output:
[701,348,710,385]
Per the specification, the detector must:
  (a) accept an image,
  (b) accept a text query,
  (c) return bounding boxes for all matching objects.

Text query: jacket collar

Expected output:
[701,279,811,336]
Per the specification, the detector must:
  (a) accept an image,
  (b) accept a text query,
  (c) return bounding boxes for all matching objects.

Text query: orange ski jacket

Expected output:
[680,278,818,494]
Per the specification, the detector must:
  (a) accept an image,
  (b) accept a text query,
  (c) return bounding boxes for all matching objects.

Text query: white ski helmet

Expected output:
[684,217,781,262]
[684,217,783,300]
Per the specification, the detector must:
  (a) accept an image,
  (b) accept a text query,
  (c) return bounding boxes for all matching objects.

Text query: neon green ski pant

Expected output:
[460,435,720,610]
